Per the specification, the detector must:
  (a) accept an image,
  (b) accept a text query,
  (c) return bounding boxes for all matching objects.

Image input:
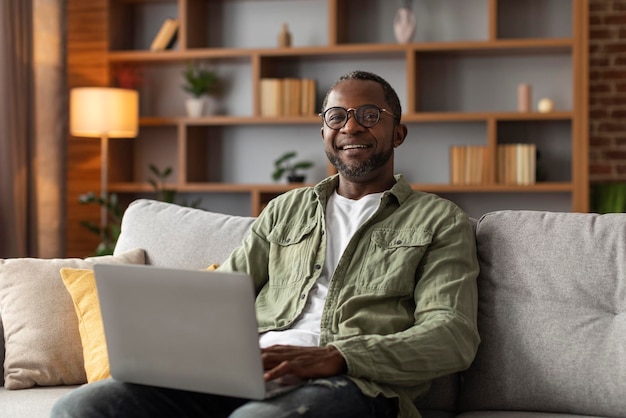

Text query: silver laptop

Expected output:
[93,263,301,400]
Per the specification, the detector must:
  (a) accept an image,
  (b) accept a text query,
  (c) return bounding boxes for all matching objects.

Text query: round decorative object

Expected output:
[537,98,554,113]
[393,7,416,44]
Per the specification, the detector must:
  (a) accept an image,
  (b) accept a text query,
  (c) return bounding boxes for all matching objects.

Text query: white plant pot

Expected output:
[185,97,205,117]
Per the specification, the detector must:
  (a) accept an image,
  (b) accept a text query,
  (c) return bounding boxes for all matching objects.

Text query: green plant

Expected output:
[148,164,176,203]
[78,192,123,256]
[591,182,626,213]
[181,62,218,98]
[271,151,314,182]
[148,164,202,208]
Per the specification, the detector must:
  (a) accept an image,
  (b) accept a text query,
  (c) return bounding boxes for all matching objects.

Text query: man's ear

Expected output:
[320,127,324,139]
[393,124,408,148]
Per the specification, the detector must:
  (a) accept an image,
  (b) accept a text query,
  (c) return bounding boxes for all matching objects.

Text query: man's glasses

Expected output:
[320,105,397,130]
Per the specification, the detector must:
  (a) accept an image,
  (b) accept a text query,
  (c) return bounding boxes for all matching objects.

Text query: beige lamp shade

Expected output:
[70,87,139,138]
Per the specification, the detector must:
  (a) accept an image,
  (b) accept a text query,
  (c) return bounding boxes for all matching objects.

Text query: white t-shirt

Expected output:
[259,191,382,348]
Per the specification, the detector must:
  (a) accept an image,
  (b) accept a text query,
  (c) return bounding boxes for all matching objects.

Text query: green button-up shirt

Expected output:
[219,174,480,418]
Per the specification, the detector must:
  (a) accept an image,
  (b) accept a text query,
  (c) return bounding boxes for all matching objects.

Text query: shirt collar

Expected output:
[313,174,413,207]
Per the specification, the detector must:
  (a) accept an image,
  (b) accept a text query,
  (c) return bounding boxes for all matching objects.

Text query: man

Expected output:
[53,70,480,418]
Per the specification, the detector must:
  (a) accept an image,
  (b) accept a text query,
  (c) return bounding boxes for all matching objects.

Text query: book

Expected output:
[150,18,180,52]
[260,78,283,117]
[283,78,302,116]
[449,145,488,185]
[496,144,537,185]
[301,79,316,116]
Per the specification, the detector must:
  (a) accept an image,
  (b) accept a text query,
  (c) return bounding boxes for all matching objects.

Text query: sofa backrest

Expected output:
[459,210,626,417]
[112,199,462,412]
[114,199,255,269]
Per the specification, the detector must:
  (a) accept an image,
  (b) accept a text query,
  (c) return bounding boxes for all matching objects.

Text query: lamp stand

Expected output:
[100,134,109,243]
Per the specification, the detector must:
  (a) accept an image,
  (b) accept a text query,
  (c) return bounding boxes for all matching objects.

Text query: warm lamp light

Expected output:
[70,87,139,239]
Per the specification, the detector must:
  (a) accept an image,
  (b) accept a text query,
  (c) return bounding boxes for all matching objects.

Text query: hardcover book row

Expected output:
[259,78,317,117]
[450,144,537,186]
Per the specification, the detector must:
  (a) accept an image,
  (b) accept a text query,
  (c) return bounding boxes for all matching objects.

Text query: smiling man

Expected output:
[53,71,480,418]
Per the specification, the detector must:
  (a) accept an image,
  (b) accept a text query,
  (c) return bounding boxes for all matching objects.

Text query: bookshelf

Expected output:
[71,0,589,228]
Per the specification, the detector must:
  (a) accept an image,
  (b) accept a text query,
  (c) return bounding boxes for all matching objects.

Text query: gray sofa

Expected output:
[1,199,624,418]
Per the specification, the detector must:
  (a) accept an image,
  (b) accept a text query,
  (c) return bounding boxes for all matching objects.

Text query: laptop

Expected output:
[93,263,302,400]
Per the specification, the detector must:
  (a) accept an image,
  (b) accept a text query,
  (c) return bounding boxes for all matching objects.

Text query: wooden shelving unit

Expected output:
[101,0,588,217]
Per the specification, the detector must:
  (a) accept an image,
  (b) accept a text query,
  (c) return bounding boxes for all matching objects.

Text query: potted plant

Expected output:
[182,62,218,117]
[78,191,123,256]
[272,151,314,183]
[148,164,176,203]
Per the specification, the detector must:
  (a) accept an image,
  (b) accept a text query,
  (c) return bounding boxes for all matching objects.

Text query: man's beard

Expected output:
[326,145,394,178]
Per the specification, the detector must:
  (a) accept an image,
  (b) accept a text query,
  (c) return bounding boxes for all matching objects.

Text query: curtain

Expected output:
[0,0,66,258]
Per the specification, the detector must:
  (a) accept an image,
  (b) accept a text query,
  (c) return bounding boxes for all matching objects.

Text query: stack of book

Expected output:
[260,78,316,117]
[497,143,536,185]
[449,145,489,185]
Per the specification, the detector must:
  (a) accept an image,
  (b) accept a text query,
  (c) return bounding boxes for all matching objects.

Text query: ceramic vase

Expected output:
[185,97,205,117]
[393,7,416,44]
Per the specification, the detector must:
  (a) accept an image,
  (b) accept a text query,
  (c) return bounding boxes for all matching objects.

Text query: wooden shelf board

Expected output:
[109,38,573,63]
[404,111,573,123]
[139,112,572,127]
[109,182,573,194]
[415,183,573,193]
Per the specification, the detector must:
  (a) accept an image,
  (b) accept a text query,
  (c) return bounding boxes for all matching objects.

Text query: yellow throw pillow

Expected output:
[59,268,110,383]
[206,264,219,271]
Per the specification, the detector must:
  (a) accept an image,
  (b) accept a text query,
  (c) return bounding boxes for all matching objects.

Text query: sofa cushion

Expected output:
[0,249,145,389]
[60,268,110,383]
[457,412,598,418]
[114,199,255,269]
[459,210,626,417]
[0,385,79,418]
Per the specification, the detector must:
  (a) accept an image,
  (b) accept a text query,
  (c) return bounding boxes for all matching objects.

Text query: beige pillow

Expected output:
[0,248,145,389]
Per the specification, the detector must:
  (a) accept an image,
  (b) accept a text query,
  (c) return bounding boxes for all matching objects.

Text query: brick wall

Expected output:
[589,0,626,181]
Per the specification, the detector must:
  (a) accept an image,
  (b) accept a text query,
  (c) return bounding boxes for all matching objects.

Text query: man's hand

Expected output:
[261,345,347,382]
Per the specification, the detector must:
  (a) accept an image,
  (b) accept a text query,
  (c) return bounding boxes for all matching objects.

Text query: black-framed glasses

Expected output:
[319,105,397,130]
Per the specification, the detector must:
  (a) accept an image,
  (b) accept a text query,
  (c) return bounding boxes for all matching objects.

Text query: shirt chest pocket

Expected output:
[357,228,432,295]
[267,222,317,285]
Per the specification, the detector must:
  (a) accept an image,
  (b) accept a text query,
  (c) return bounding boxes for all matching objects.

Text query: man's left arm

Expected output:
[329,211,480,386]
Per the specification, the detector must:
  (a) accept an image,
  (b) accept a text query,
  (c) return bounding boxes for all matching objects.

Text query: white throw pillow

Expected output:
[0,248,145,389]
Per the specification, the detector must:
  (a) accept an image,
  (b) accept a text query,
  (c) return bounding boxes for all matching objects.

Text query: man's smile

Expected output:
[340,144,369,150]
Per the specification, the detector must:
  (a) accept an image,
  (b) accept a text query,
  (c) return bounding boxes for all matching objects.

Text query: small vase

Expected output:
[185,97,205,117]
[278,23,292,48]
[393,7,416,44]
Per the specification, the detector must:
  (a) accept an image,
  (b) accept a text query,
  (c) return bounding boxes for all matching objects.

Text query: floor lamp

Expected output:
[70,87,139,243]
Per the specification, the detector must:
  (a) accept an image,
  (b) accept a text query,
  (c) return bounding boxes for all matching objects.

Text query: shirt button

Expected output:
[285,238,291,243]
[396,240,403,245]
[314,264,321,270]
[300,293,307,300]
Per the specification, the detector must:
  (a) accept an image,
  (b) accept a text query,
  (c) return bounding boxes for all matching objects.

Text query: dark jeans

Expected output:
[51,376,398,418]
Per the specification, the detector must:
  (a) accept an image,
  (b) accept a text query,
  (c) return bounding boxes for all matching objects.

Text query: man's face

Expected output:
[320,79,403,181]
